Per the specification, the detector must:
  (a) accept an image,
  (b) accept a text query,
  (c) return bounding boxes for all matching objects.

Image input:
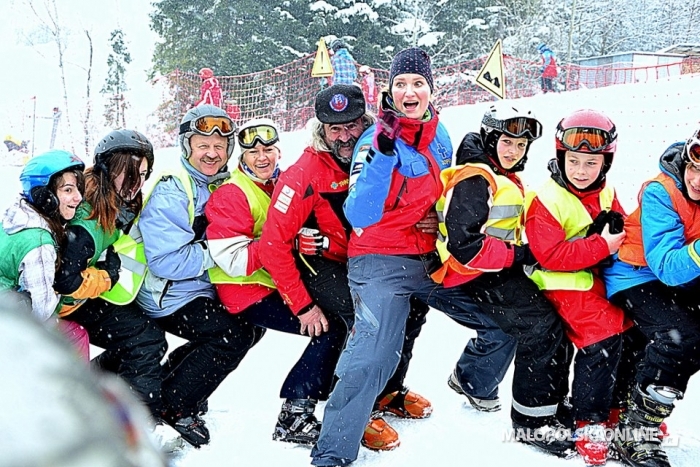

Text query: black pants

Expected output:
[460,270,573,428]
[156,296,263,416]
[611,281,700,393]
[64,298,167,416]
[298,254,428,402]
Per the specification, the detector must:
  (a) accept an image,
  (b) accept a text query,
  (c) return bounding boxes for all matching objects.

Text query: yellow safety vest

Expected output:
[207,169,276,289]
[100,166,195,305]
[433,163,524,283]
[525,178,614,291]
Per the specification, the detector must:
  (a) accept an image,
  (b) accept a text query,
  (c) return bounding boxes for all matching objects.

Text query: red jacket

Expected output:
[205,180,275,313]
[259,148,351,314]
[196,77,223,107]
[346,115,451,257]
[525,183,632,348]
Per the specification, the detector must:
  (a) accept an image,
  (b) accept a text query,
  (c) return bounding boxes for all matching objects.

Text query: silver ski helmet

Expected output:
[179,104,237,160]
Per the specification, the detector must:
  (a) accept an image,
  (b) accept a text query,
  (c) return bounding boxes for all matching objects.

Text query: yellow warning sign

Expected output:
[475,39,505,100]
[311,39,334,78]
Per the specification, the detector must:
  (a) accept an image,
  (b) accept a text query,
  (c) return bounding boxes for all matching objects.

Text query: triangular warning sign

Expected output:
[311,39,334,78]
[475,39,506,100]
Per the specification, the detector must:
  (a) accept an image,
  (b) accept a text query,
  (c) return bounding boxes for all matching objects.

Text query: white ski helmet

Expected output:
[480,103,542,157]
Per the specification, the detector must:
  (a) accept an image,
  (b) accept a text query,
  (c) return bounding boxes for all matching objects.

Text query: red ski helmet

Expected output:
[555,109,617,174]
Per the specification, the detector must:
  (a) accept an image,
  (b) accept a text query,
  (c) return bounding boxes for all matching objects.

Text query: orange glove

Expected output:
[68,267,112,300]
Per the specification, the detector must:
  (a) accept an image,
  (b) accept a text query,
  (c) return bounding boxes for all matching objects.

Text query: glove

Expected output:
[374,110,401,155]
[606,211,625,234]
[96,245,121,288]
[513,244,538,267]
[294,228,329,256]
[587,210,625,237]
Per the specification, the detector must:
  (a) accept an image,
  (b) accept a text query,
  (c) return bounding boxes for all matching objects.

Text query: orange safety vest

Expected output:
[619,172,700,266]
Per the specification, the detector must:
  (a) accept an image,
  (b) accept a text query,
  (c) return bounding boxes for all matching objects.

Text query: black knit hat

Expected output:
[315,84,366,124]
[389,47,434,93]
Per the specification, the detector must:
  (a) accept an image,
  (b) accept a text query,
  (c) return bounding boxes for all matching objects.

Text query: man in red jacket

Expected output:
[260,85,434,450]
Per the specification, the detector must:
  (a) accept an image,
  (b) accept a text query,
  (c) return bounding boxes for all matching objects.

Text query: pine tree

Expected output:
[101,29,131,129]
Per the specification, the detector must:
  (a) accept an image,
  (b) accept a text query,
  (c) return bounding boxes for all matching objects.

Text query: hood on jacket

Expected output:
[659,141,691,199]
[2,197,52,236]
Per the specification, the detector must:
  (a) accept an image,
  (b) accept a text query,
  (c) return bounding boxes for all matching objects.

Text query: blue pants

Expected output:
[311,253,515,466]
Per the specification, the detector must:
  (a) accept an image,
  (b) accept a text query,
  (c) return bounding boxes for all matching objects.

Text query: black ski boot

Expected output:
[512,418,576,458]
[162,410,210,448]
[613,385,681,467]
[272,398,321,445]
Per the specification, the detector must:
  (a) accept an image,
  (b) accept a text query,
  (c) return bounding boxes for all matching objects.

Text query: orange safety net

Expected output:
[164,55,700,134]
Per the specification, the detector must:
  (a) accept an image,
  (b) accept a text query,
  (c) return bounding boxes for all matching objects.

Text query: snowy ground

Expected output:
[1,73,699,467]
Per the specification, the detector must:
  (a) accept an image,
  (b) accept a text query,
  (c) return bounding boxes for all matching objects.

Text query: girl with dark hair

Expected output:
[53,130,180,450]
[0,149,87,355]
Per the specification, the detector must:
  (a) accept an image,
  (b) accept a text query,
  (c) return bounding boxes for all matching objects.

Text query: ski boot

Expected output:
[361,411,400,451]
[162,410,210,448]
[574,421,609,466]
[447,370,501,412]
[512,418,576,458]
[613,385,681,467]
[377,386,433,419]
[272,398,321,445]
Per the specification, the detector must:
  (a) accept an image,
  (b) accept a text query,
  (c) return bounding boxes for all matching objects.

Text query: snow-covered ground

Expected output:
[1,73,699,467]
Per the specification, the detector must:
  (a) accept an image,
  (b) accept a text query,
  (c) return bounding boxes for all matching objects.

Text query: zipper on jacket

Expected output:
[391,177,409,210]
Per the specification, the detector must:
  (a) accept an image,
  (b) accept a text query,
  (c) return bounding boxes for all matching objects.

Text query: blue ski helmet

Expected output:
[20,150,85,215]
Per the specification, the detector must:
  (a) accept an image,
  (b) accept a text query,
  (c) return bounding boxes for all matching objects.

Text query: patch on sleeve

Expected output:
[273,184,296,214]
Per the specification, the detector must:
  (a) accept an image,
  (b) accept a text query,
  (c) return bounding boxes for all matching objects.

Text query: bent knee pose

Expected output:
[604,127,700,467]
[310,49,515,467]
[433,103,576,458]
[137,107,262,448]
[0,150,89,357]
[526,109,639,466]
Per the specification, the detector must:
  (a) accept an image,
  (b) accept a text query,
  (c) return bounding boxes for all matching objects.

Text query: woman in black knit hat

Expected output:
[311,47,516,467]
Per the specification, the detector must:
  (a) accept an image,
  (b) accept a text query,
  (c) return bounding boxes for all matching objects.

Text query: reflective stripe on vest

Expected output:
[433,163,522,283]
[525,179,614,291]
[100,166,195,305]
[208,169,276,289]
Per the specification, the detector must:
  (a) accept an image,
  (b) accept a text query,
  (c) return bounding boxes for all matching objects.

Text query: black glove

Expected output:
[513,244,538,267]
[192,215,209,241]
[606,211,625,234]
[374,110,400,155]
[96,245,121,288]
[587,210,625,237]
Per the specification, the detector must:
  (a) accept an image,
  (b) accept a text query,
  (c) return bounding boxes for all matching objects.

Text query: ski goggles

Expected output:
[238,124,279,149]
[502,117,543,140]
[556,124,617,152]
[685,128,700,165]
[179,115,236,137]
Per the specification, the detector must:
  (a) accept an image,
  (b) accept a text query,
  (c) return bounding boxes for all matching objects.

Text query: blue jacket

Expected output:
[604,143,700,297]
[136,157,217,318]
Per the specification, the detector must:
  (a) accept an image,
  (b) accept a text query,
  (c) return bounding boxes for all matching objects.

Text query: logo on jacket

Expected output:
[330,179,349,190]
[330,94,349,112]
[273,184,296,214]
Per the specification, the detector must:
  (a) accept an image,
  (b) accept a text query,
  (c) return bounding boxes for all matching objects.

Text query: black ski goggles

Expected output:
[238,125,279,149]
[502,117,543,140]
[179,115,236,137]
[556,124,617,152]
